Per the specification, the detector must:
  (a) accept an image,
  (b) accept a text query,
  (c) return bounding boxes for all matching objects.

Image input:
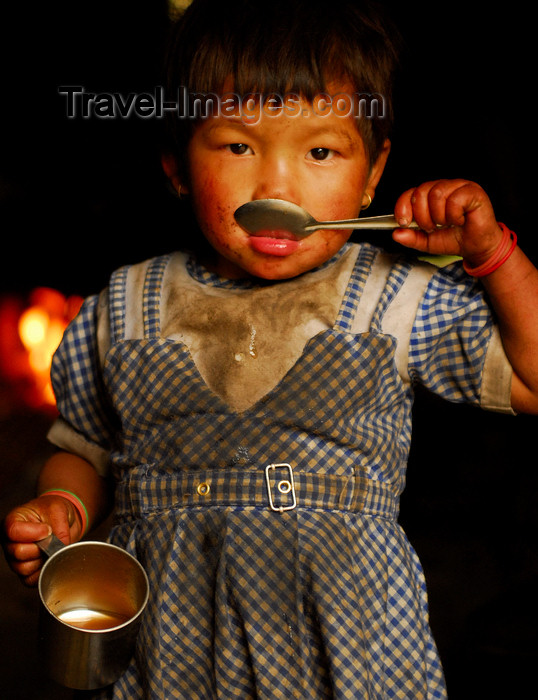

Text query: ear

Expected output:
[161,152,189,196]
[363,139,391,206]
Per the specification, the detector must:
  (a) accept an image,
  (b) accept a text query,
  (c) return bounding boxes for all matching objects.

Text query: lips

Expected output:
[250,228,297,240]
[248,229,300,256]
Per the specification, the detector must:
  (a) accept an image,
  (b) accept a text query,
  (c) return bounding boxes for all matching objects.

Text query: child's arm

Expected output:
[393,179,538,415]
[2,450,112,586]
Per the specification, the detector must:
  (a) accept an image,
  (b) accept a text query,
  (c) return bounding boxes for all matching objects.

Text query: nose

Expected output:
[251,152,300,204]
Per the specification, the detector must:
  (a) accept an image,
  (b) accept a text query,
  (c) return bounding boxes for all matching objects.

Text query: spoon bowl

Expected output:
[234,198,420,238]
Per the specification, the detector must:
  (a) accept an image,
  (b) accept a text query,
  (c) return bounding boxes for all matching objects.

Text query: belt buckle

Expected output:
[265,463,297,513]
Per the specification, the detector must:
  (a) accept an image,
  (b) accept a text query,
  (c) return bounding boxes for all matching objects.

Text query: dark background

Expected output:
[0,1,535,698]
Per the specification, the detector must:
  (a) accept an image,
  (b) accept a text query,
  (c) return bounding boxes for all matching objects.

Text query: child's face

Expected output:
[184,83,389,279]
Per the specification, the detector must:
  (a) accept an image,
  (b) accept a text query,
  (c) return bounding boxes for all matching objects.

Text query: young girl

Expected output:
[3,0,538,698]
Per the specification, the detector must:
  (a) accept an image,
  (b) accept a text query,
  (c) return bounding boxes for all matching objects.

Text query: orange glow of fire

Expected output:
[18,307,67,405]
[0,288,83,410]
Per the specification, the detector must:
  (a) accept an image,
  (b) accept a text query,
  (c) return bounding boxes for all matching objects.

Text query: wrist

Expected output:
[463,223,517,277]
[39,489,89,536]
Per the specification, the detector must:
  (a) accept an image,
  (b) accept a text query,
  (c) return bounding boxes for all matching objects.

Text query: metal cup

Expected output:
[37,534,149,690]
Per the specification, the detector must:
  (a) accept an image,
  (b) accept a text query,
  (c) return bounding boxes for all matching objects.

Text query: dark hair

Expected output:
[165,0,400,173]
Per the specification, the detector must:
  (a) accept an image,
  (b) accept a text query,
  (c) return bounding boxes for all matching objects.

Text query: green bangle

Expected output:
[40,489,89,535]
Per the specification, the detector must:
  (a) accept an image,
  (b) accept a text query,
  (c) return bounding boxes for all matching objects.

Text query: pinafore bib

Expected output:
[95,247,447,699]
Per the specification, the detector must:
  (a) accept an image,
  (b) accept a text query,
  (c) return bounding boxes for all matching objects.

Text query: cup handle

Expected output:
[36,533,66,559]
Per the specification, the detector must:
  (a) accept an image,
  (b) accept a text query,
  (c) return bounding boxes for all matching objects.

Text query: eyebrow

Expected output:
[201,114,363,153]
[203,117,250,135]
[207,117,358,138]
[298,123,359,141]
[294,122,363,153]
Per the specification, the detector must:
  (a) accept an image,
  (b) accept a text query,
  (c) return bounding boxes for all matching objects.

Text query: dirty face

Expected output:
[184,85,389,280]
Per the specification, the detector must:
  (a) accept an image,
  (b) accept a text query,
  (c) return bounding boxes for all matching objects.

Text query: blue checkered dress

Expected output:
[51,243,509,698]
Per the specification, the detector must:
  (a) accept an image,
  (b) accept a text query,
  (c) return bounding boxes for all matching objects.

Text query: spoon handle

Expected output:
[306,215,420,231]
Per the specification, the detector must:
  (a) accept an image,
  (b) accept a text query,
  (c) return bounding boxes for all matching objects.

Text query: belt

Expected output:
[116,464,398,521]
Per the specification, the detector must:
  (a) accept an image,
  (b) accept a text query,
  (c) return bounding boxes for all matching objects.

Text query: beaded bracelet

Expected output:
[463,223,517,277]
[40,489,89,535]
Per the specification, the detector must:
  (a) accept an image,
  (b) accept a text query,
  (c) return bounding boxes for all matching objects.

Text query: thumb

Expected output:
[4,507,53,544]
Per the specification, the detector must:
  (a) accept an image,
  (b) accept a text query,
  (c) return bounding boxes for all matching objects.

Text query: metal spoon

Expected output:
[234,198,420,238]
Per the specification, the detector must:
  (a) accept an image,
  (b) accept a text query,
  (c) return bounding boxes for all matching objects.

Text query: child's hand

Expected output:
[2,494,83,586]
[393,179,504,267]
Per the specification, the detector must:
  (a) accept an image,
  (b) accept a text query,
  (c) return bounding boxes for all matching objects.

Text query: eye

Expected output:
[228,143,252,155]
[307,147,335,162]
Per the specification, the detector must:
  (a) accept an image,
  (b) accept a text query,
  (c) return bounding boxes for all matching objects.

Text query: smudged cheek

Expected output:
[191,177,235,234]
[312,230,353,262]
[190,177,247,261]
[322,189,363,222]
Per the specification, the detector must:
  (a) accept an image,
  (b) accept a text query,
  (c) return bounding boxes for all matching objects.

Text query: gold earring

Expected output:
[361,193,372,210]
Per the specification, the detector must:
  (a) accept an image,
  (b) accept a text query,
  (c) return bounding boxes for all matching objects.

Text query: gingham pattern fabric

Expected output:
[50,243,502,699]
[408,262,494,401]
[114,466,398,520]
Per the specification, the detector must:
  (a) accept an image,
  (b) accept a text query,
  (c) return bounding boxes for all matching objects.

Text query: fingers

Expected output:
[2,535,47,588]
[2,496,77,587]
[2,509,47,586]
[396,180,463,229]
[394,186,418,229]
[393,179,500,256]
[5,515,52,543]
[3,523,50,576]
[6,546,45,587]
[396,179,493,228]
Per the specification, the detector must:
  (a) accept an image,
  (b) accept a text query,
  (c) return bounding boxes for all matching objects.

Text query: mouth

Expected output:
[249,229,298,241]
[248,231,300,257]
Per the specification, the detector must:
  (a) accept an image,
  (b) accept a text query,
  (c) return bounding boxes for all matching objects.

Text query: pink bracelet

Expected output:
[40,489,89,535]
[463,223,517,277]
